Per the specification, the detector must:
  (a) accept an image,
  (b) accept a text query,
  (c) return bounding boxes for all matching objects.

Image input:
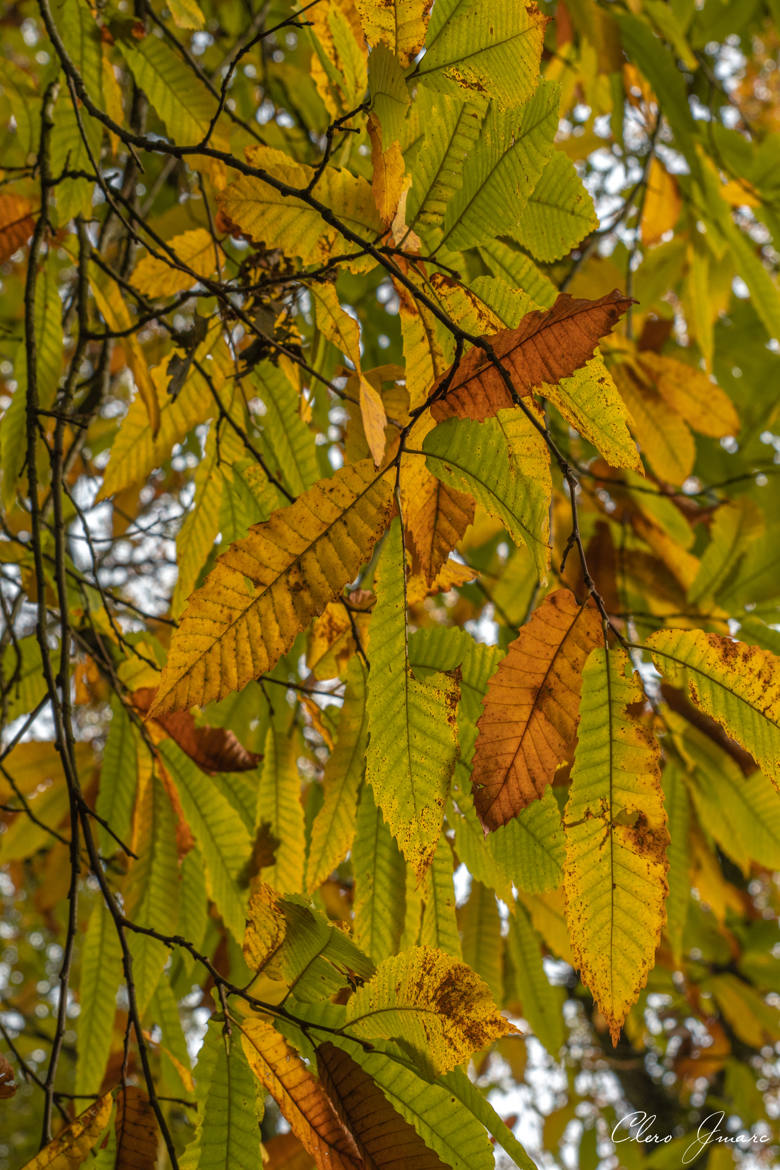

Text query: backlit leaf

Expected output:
[344,945,513,1074]
[152,462,394,714]
[472,589,601,827]
[646,629,780,790]
[564,648,669,1043]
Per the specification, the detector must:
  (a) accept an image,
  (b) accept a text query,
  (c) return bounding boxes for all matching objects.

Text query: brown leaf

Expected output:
[0,1053,17,1099]
[241,1017,362,1170]
[133,687,262,773]
[431,290,632,421]
[473,589,602,828]
[317,1042,449,1169]
[115,1086,158,1170]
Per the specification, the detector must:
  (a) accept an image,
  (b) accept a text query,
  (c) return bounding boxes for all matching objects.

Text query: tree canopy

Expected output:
[1,0,780,1167]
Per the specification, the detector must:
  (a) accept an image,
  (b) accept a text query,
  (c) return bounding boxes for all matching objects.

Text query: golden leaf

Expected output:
[472,589,602,828]
[641,157,682,245]
[131,228,217,297]
[151,462,394,713]
[633,352,739,439]
[20,1093,113,1169]
[241,1017,362,1170]
[355,0,432,66]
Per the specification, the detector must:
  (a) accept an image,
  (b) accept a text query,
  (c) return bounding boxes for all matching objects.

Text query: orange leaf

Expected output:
[0,1053,17,1099]
[473,589,602,828]
[241,1018,362,1170]
[264,1132,316,1168]
[359,376,388,467]
[431,290,632,422]
[133,687,262,773]
[317,1042,449,1168]
[0,193,35,262]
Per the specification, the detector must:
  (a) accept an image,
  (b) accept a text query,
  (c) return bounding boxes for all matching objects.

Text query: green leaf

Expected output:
[477,236,558,307]
[306,660,368,892]
[366,519,459,874]
[96,696,138,856]
[646,629,780,790]
[117,33,218,146]
[440,1067,538,1170]
[352,782,406,963]
[256,724,305,895]
[564,648,669,1043]
[161,742,250,941]
[250,363,320,496]
[513,151,598,262]
[181,1021,262,1170]
[491,788,565,894]
[680,722,780,873]
[505,901,565,1056]
[1,253,62,503]
[417,0,546,110]
[460,879,503,1003]
[124,775,181,1012]
[662,761,690,965]
[439,84,560,251]
[75,899,123,1096]
[688,498,764,607]
[420,836,461,957]
[406,89,486,237]
[423,408,551,581]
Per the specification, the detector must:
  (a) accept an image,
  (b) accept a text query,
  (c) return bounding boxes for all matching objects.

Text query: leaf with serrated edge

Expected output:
[316,1042,449,1169]
[366,520,459,874]
[472,589,601,827]
[241,1017,362,1170]
[344,945,513,1074]
[431,290,632,422]
[564,648,669,1044]
[647,629,780,790]
[152,462,393,714]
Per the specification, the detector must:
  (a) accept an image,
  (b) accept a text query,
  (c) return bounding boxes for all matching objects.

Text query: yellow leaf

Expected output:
[355,0,431,65]
[90,267,160,436]
[152,462,394,713]
[310,281,362,367]
[369,119,408,226]
[612,360,695,484]
[131,228,217,297]
[564,649,669,1044]
[473,589,602,828]
[646,629,780,789]
[241,1017,362,1170]
[641,157,681,245]
[219,146,382,266]
[633,352,739,439]
[359,375,388,466]
[308,0,368,117]
[344,945,514,1073]
[243,882,287,971]
[21,1093,113,1169]
[168,0,205,28]
[542,355,642,471]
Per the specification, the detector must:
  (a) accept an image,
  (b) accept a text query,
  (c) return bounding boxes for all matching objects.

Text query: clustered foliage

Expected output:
[1,0,780,1167]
